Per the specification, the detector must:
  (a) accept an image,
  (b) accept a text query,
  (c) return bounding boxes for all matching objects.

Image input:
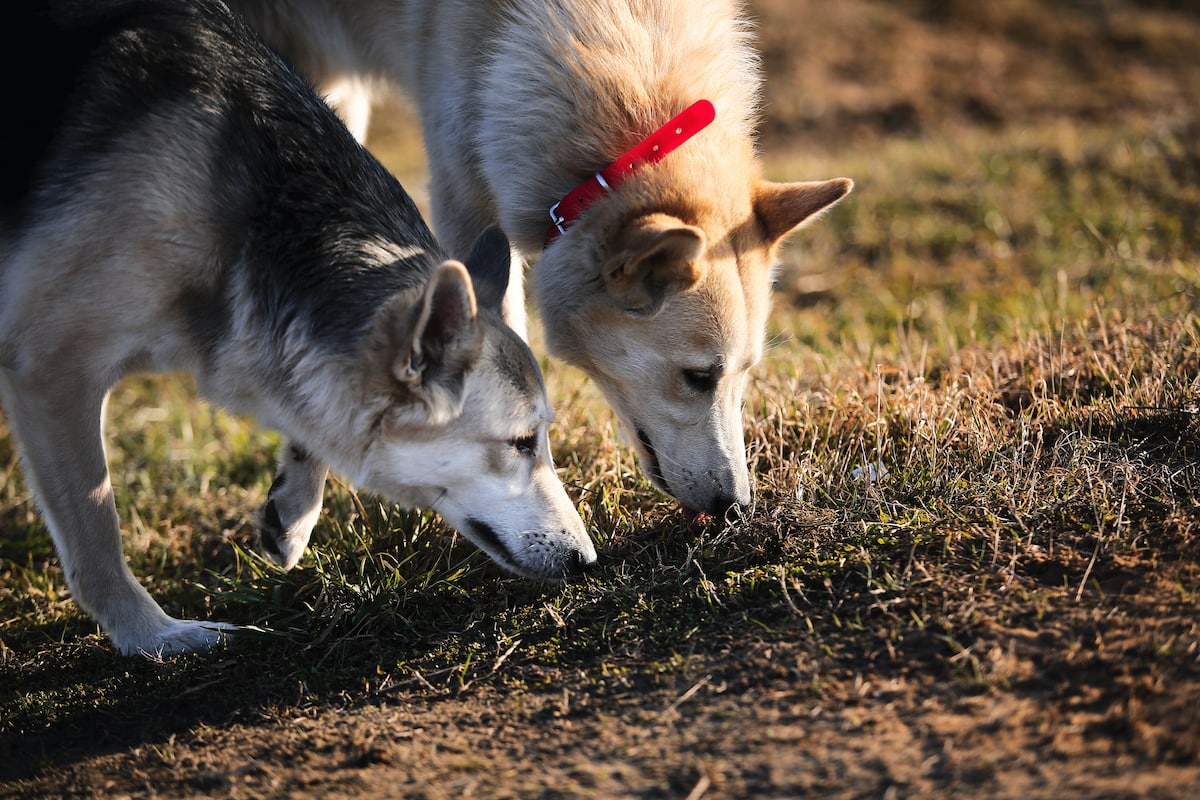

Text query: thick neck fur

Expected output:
[203,109,445,482]
[477,0,763,250]
[112,4,448,481]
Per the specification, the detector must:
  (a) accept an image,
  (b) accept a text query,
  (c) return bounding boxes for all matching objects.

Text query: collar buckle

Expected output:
[544,99,715,247]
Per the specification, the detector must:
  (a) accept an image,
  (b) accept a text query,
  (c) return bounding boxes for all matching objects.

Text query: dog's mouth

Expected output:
[635,426,670,494]
[465,517,519,571]
[464,518,591,579]
[636,426,713,533]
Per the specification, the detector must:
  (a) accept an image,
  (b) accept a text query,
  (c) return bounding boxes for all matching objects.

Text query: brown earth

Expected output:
[4,1,1200,798]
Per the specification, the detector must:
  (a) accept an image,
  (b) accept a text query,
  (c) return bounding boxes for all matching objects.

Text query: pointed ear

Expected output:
[753,177,853,244]
[392,261,480,388]
[463,225,512,314]
[605,213,706,317]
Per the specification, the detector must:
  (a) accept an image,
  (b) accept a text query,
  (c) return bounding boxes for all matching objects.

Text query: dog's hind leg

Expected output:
[0,375,236,657]
[257,441,327,570]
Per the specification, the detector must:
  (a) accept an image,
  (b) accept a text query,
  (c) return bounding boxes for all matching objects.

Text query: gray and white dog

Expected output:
[0,0,594,658]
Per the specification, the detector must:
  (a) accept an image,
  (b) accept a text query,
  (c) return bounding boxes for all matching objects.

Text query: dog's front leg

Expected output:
[501,245,528,342]
[0,376,236,657]
[257,441,327,570]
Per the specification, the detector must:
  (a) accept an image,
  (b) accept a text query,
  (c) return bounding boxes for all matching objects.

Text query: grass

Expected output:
[2,105,1199,793]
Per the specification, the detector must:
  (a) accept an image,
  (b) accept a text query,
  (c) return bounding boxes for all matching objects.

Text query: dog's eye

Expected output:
[682,368,718,393]
[509,433,538,456]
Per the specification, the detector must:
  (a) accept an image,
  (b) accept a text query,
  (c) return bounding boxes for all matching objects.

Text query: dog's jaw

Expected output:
[634,423,747,526]
[465,518,596,580]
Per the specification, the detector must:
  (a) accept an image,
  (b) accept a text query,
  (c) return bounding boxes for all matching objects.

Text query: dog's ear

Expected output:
[397,261,480,384]
[605,213,705,317]
[463,225,512,314]
[373,262,482,427]
[753,178,853,244]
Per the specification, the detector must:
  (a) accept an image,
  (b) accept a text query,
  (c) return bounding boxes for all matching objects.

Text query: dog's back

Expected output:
[2,0,441,381]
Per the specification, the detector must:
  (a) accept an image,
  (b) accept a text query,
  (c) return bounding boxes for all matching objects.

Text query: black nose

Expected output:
[565,549,596,578]
[709,494,749,521]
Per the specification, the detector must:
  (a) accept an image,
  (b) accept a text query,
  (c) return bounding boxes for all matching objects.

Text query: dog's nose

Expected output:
[710,493,743,519]
[565,548,597,578]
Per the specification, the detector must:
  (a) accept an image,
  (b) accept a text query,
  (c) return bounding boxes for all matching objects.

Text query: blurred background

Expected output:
[751,0,1198,149]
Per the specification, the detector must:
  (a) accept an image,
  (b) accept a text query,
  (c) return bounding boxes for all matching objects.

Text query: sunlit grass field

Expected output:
[2,93,1199,800]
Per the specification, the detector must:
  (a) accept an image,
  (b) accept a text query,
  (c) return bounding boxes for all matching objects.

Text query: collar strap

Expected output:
[546,99,715,247]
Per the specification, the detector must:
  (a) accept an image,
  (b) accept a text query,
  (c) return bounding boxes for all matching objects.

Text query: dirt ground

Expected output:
[4,1,1200,797]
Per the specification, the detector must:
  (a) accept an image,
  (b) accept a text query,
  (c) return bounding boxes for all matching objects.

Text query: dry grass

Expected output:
[2,1,1200,797]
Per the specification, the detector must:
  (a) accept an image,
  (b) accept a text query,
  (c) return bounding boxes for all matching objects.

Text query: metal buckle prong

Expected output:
[548,201,566,234]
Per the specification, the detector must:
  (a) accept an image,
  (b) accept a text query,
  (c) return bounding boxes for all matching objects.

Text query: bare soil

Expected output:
[4,1,1200,797]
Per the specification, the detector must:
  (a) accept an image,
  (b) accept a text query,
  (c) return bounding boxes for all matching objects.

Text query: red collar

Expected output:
[545,99,716,247]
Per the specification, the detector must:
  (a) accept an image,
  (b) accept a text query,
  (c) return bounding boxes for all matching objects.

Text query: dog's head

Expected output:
[535,177,852,520]
[358,227,595,579]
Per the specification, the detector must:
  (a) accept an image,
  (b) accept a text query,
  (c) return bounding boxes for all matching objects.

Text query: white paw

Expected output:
[118,619,239,659]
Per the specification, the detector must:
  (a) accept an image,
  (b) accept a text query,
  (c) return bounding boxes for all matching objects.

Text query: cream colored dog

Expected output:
[232,0,853,522]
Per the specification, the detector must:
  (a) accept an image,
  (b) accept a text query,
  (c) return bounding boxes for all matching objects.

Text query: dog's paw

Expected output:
[257,449,326,570]
[256,494,319,571]
[119,619,239,659]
